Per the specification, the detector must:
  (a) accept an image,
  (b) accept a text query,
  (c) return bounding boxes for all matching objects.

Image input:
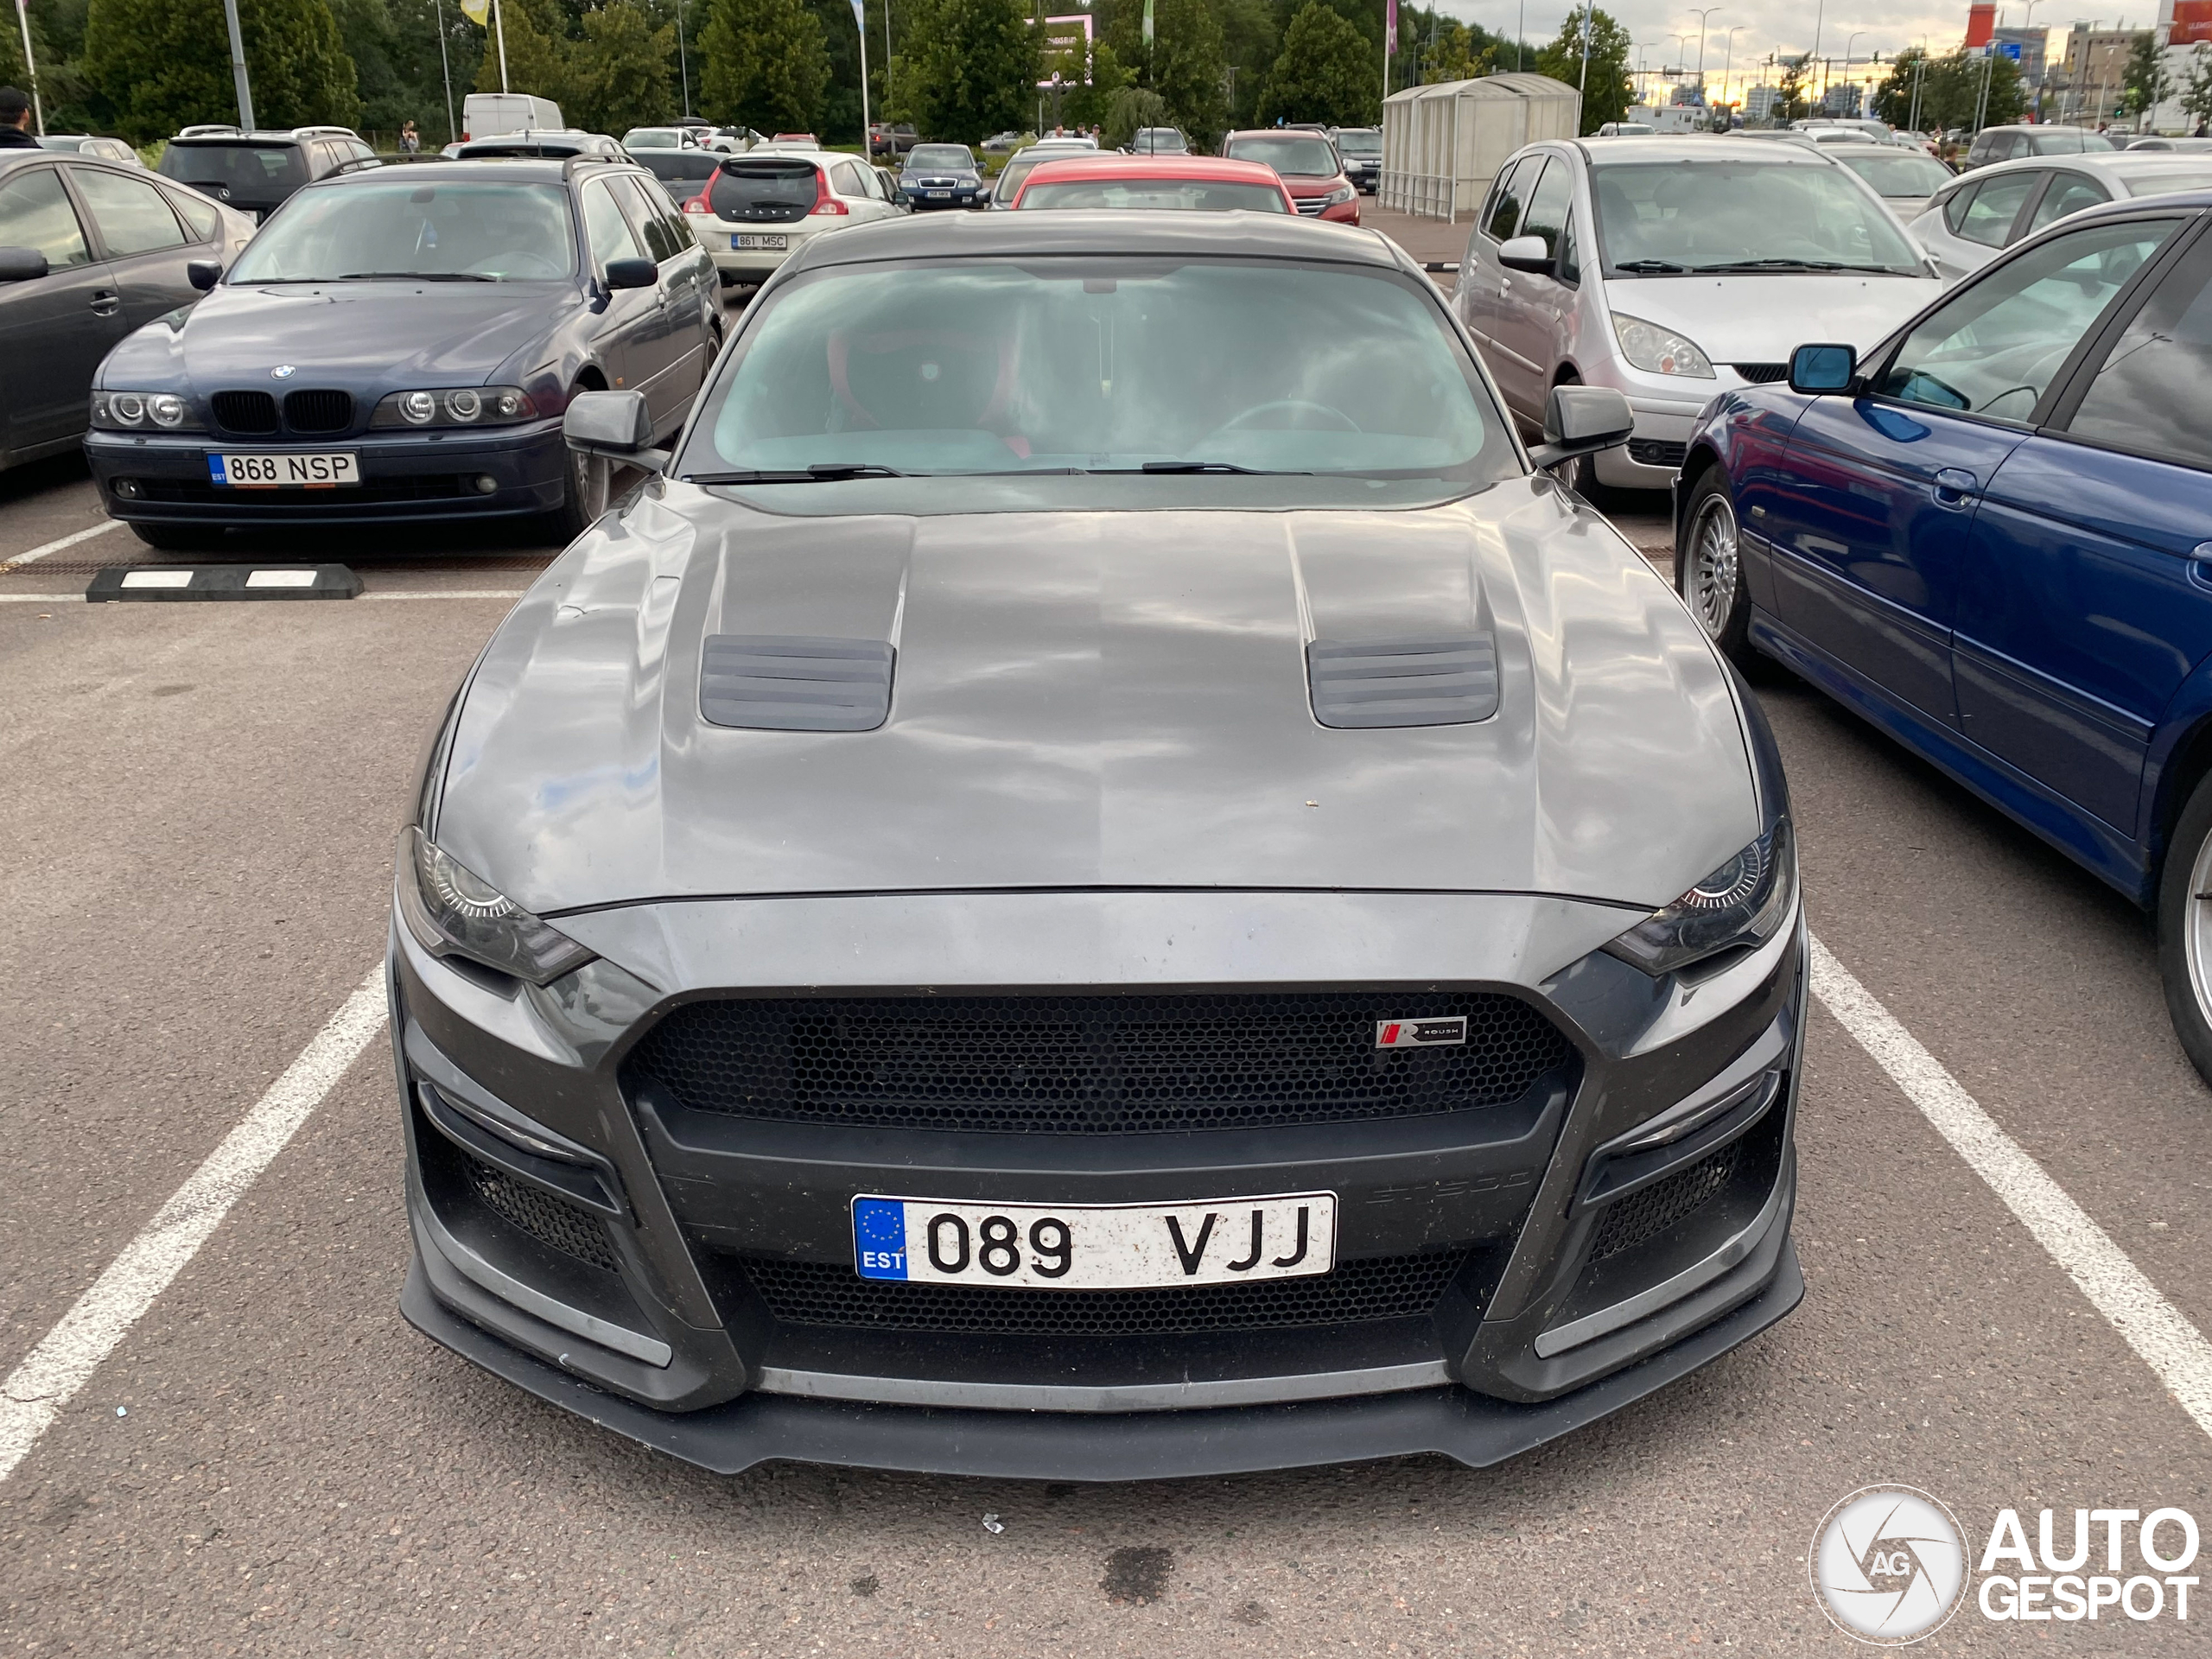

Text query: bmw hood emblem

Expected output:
[270,365,296,379]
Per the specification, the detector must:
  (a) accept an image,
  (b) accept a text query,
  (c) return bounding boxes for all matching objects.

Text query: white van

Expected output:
[461,93,565,143]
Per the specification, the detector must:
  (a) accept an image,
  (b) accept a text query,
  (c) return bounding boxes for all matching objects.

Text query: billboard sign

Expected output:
[1037,12,1092,86]
[2175,0,2212,46]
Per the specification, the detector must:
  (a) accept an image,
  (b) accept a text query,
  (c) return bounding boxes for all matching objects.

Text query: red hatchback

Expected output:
[1220,130,1361,224]
[1011,153,1300,213]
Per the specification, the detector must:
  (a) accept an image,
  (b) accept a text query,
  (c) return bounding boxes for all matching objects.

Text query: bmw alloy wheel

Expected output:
[2183,820,2212,1035]
[1685,493,1740,641]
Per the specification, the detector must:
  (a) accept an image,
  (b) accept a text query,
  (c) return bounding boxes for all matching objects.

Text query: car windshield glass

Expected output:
[1835,153,1952,196]
[157,143,307,194]
[1334,129,1382,156]
[226,180,575,281]
[624,129,683,148]
[683,257,1508,493]
[1591,159,1924,273]
[909,145,975,170]
[1020,178,1288,212]
[1224,136,1339,175]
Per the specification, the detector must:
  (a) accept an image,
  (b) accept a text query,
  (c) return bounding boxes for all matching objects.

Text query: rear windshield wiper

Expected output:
[686,462,908,483]
[1610,259,1689,273]
[336,270,499,282]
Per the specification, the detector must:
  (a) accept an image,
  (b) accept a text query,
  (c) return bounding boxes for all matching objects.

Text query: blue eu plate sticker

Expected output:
[207,454,228,486]
[853,1198,909,1280]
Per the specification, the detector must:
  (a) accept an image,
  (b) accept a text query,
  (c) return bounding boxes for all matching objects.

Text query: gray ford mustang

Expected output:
[390,211,1806,1479]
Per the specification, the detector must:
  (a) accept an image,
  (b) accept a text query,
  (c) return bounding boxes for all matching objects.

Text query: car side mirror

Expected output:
[1526,385,1633,471]
[604,257,658,290]
[1498,234,1554,274]
[187,258,223,291]
[564,389,665,469]
[976,182,993,202]
[0,245,49,283]
[1789,342,1858,395]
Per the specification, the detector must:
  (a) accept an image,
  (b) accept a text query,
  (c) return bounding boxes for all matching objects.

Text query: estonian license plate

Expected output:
[853,1191,1337,1289]
[732,233,787,251]
[209,452,358,489]
[926,189,950,199]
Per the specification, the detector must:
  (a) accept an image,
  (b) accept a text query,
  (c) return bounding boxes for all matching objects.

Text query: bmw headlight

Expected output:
[371,387,538,429]
[1611,313,1716,378]
[1602,819,1795,976]
[396,826,596,985]
[91,390,202,431]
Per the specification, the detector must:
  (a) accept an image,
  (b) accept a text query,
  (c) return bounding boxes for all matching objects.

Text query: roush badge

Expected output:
[1376,1016,1468,1049]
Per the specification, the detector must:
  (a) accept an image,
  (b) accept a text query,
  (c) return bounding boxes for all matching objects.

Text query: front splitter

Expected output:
[401,1245,1802,1481]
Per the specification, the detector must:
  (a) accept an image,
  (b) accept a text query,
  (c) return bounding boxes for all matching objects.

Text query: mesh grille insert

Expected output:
[1588,1141,1740,1263]
[741,1249,1469,1335]
[211,391,279,435]
[628,991,1573,1134]
[1626,438,1688,469]
[283,388,353,433]
[465,1156,619,1272]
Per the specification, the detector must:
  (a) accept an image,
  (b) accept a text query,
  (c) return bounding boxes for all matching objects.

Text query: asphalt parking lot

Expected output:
[1,265,2208,1657]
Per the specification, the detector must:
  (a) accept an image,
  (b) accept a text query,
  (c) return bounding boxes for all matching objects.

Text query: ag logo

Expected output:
[1811,1486,1968,1645]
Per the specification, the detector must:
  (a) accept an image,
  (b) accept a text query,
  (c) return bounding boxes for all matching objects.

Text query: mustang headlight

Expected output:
[397,827,596,985]
[371,387,538,429]
[92,390,202,431]
[1611,312,1716,378]
[1603,820,1795,976]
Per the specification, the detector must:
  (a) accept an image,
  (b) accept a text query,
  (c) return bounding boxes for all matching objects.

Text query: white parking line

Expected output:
[0,969,387,1484]
[0,519,124,574]
[1809,931,2212,1442]
[0,591,526,604]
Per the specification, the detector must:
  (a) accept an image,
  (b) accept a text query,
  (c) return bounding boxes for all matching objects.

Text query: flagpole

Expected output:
[435,0,455,144]
[852,0,869,153]
[494,0,509,93]
[13,0,41,134]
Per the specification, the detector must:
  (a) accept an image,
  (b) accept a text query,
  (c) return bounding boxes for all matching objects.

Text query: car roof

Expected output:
[2026,185,2212,221]
[785,210,1404,275]
[1021,155,1287,186]
[1221,129,1338,143]
[1580,135,1832,164]
[301,156,594,186]
[1947,151,2212,188]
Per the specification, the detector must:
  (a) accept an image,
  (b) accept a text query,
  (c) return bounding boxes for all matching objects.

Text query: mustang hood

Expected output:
[101,280,583,388]
[436,480,1758,914]
[1608,271,1941,361]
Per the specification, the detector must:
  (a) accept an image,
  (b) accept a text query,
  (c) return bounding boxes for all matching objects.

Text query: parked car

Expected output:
[1596,121,1657,137]
[0,149,245,473]
[2129,136,2212,151]
[622,126,707,151]
[83,157,721,546]
[1332,124,1382,192]
[38,134,141,167]
[1128,127,1190,155]
[980,130,1031,153]
[771,133,821,148]
[461,92,564,142]
[156,126,378,221]
[1455,137,1942,490]
[1220,130,1360,223]
[872,163,910,209]
[633,145,723,211]
[1906,151,2212,280]
[687,150,904,285]
[1958,123,2120,170]
[1825,143,1955,226]
[391,206,1806,1480]
[868,122,919,157]
[984,140,1116,210]
[898,143,986,209]
[454,130,626,161]
[1675,188,2212,1080]
[1011,153,1297,213]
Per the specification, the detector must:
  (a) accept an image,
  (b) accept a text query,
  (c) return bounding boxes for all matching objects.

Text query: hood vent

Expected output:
[701,635,895,733]
[1306,635,1498,728]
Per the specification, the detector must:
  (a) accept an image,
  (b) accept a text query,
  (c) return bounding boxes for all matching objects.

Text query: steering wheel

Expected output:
[1207,398,1363,438]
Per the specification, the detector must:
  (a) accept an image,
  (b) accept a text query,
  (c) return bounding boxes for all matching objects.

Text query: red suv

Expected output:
[1219,130,1360,224]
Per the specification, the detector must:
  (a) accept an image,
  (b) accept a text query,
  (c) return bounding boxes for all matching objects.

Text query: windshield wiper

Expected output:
[1129,461,1308,475]
[1688,258,1853,272]
[336,270,499,282]
[1611,259,1690,273]
[686,462,908,483]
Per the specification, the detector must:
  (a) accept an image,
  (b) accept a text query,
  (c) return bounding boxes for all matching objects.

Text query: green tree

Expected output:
[1869,47,2019,132]
[83,0,357,142]
[700,0,828,134]
[1774,53,1811,122]
[1061,35,1135,130]
[1102,0,1225,149]
[2183,43,2212,130]
[1214,0,1277,127]
[888,0,1036,143]
[1534,4,1630,133]
[566,1,674,134]
[2122,30,2170,118]
[470,0,570,99]
[1256,0,1372,127]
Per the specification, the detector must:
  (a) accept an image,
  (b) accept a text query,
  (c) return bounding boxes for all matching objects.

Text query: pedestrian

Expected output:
[2197,118,2209,137]
[399,119,421,154]
[0,86,37,149]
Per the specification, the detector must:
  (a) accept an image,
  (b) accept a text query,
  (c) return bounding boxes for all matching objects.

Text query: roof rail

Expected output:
[561,152,628,178]
[289,124,360,139]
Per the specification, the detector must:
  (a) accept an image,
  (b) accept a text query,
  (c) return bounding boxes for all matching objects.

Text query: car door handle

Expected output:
[89,290,120,317]
[1932,467,1978,506]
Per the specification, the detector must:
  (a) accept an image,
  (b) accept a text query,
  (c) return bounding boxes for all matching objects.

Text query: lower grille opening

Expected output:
[1626,438,1688,469]
[739,1249,1471,1337]
[465,1156,619,1272]
[1587,1141,1741,1263]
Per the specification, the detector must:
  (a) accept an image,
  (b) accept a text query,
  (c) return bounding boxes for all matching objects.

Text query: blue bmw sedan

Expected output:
[1675,190,2212,1080]
[85,157,721,548]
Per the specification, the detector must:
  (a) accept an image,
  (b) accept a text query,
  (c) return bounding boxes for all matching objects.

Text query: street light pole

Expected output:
[1690,8,1722,93]
[1843,29,1866,114]
[219,0,255,130]
[677,0,690,118]
[434,0,455,143]
[1720,25,1743,118]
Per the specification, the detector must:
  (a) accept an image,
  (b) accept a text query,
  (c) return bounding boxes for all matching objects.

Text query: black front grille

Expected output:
[627,991,1573,1135]
[1294,197,1327,215]
[1588,1141,1741,1262]
[129,474,476,505]
[465,1156,619,1272]
[283,388,353,433]
[1626,438,1688,469]
[741,1249,1469,1336]
[211,390,279,435]
[1732,362,1789,384]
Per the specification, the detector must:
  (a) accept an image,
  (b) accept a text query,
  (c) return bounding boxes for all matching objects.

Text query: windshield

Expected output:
[157,143,307,195]
[1334,129,1382,156]
[681,258,1507,495]
[1592,160,1924,273]
[1224,136,1340,176]
[1020,178,1288,212]
[1835,153,1952,196]
[227,180,576,282]
[908,145,976,171]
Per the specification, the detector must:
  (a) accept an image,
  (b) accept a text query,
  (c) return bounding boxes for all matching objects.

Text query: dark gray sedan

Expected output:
[391,211,1805,1478]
